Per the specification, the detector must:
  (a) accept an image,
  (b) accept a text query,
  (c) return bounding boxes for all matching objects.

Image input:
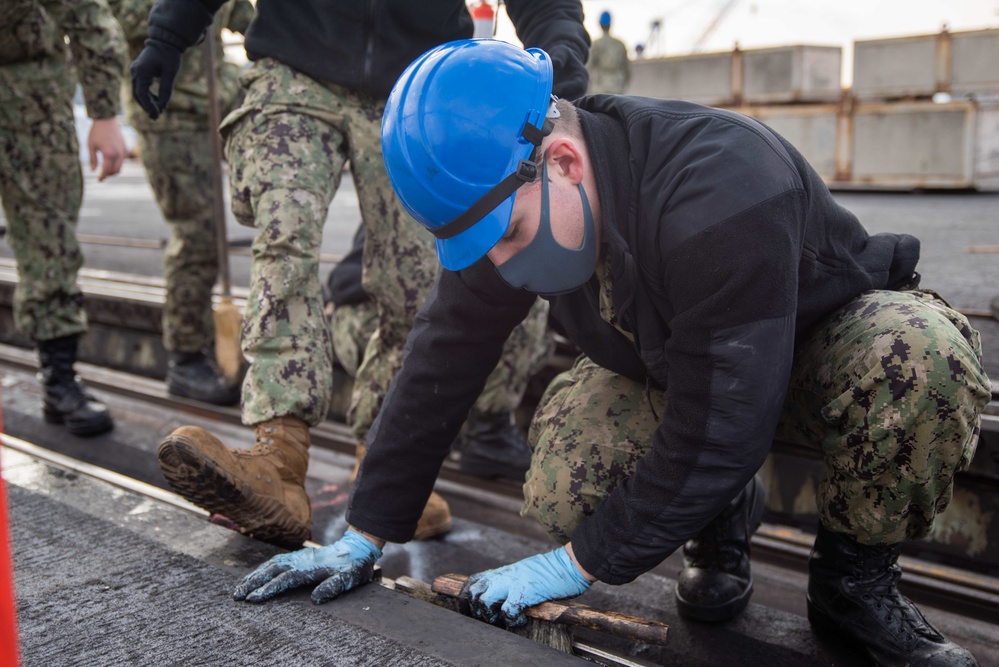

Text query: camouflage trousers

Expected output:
[0,60,86,343]
[524,289,991,547]
[222,58,552,436]
[332,297,553,415]
[134,128,218,353]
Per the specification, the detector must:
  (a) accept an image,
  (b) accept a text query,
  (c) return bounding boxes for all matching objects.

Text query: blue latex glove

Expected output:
[458,547,592,627]
[233,530,382,604]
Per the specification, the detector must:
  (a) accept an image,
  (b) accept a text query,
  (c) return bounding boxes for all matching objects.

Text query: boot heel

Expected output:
[747,475,766,532]
[807,600,849,643]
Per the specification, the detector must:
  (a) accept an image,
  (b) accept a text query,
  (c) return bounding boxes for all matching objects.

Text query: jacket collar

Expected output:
[577,106,637,318]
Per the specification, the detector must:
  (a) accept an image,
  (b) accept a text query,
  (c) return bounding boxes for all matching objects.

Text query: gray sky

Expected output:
[495,0,999,85]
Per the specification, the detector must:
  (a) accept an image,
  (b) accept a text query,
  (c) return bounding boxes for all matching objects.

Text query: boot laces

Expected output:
[854,556,934,646]
[248,425,279,455]
[686,508,746,571]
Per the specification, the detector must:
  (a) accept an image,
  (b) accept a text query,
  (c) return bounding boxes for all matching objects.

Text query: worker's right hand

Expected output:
[130,38,182,120]
[87,118,127,182]
[458,547,592,627]
[233,530,382,604]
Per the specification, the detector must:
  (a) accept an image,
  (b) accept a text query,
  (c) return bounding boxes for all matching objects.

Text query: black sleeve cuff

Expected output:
[148,0,222,51]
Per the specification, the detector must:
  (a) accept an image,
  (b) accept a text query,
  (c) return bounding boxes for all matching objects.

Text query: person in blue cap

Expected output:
[587,10,630,94]
[233,39,988,667]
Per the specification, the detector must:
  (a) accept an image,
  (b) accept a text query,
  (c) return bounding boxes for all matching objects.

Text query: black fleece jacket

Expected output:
[146,0,590,99]
[348,95,919,585]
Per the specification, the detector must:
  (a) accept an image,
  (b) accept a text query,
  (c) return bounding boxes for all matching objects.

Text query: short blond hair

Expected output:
[551,98,582,139]
[530,99,583,177]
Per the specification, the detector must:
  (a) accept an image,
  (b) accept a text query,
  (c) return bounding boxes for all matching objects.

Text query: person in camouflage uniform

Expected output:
[231,41,989,667]
[129,0,590,549]
[110,0,252,406]
[326,226,553,482]
[586,10,630,94]
[0,0,128,436]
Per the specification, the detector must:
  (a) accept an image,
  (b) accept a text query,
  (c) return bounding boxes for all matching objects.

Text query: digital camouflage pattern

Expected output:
[329,300,377,379]
[225,57,554,436]
[332,297,553,415]
[523,289,990,547]
[111,0,252,353]
[776,289,990,544]
[222,57,441,432]
[0,0,125,342]
[132,130,218,352]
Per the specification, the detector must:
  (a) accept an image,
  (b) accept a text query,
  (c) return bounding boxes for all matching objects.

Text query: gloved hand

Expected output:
[130,38,182,120]
[233,530,382,604]
[458,546,592,627]
[548,44,589,100]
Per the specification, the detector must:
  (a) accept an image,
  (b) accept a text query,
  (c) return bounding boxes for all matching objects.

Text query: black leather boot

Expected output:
[674,475,765,622]
[457,410,533,481]
[37,335,114,436]
[165,351,240,406]
[807,523,979,666]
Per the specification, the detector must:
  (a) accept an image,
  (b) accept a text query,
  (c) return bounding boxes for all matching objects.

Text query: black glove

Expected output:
[547,44,589,100]
[130,38,182,120]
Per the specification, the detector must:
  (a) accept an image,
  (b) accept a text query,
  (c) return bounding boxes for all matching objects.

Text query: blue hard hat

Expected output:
[599,11,611,28]
[381,39,554,271]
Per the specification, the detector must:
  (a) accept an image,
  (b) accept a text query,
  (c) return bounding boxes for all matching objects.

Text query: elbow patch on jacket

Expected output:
[706,313,795,458]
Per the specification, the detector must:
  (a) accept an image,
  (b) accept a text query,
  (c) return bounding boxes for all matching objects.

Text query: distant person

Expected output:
[586,10,630,94]
[111,0,254,406]
[634,43,645,60]
[0,0,128,436]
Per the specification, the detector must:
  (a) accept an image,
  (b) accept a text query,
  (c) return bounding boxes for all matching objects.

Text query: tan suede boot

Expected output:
[158,416,311,548]
[352,443,452,540]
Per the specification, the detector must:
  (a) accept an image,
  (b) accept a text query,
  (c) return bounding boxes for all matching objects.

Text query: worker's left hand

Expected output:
[458,546,592,627]
[233,530,381,604]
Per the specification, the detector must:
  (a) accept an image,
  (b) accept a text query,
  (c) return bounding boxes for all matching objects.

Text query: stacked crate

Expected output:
[626,28,999,190]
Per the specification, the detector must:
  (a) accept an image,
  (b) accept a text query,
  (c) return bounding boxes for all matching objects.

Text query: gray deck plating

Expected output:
[4,448,586,667]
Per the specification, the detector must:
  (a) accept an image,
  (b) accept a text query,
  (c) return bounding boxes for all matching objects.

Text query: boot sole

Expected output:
[675,580,754,623]
[158,434,309,549]
[43,408,114,437]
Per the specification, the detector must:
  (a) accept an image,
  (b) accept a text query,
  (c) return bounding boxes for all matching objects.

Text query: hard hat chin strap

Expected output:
[431,97,559,241]
[431,155,538,241]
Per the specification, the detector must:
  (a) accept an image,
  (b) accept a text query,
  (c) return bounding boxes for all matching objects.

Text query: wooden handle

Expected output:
[432,573,670,647]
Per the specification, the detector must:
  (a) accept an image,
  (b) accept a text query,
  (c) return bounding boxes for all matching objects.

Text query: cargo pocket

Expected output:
[819,364,901,483]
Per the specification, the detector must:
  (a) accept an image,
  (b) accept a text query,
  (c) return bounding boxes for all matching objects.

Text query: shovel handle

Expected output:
[203,30,231,296]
